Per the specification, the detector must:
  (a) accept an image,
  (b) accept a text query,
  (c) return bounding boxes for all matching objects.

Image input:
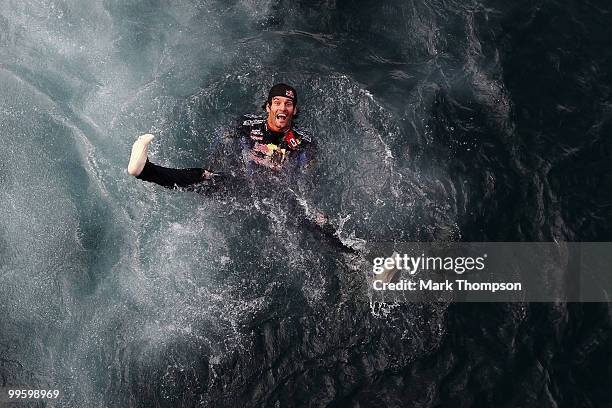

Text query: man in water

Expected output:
[127,83,328,226]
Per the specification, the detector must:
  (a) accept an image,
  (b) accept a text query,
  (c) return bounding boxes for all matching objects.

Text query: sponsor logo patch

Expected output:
[250,129,263,140]
[243,119,266,126]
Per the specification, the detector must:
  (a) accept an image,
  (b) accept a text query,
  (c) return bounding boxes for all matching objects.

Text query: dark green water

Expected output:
[0,1,610,407]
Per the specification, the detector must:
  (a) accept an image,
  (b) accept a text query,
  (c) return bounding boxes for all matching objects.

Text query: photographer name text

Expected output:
[373,279,522,292]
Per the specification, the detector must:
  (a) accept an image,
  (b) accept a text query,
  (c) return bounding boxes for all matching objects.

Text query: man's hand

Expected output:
[127,134,155,176]
[137,133,155,144]
[315,212,327,226]
[202,170,222,180]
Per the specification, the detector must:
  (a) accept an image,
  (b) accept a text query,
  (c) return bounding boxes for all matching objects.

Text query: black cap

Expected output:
[266,83,297,106]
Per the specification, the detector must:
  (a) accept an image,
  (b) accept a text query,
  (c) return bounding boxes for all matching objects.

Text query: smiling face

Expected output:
[266,96,297,132]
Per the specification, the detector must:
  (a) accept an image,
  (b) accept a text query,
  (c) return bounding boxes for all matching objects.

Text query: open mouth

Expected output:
[276,113,287,121]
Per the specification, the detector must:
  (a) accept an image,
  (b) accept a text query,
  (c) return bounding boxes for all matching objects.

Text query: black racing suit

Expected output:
[136,114,314,190]
[135,115,350,251]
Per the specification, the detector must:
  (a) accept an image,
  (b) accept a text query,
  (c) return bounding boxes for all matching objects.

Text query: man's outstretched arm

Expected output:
[127,134,215,189]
